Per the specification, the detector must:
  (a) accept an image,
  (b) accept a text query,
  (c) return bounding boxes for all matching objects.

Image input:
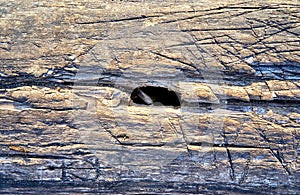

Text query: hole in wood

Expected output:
[130,86,180,107]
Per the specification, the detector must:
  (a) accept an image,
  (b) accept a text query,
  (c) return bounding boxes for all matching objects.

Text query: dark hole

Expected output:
[130,86,181,107]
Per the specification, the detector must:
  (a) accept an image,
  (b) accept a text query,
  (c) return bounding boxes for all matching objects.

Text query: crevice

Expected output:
[76,15,158,25]
[150,51,200,73]
[226,148,235,180]
[226,99,300,106]
[246,18,299,46]
[161,10,228,24]
[181,25,265,32]
[269,149,291,175]
[160,3,285,24]
[61,160,67,181]
[39,142,82,147]
[0,152,75,159]
[254,125,292,175]
[188,142,269,149]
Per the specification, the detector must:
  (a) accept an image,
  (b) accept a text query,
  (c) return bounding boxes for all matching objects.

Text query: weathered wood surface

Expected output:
[0,0,300,193]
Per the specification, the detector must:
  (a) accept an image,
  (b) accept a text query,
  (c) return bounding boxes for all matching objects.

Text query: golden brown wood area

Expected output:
[0,0,299,193]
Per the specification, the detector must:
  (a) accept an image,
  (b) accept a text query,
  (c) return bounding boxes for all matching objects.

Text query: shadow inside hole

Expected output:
[130,86,181,107]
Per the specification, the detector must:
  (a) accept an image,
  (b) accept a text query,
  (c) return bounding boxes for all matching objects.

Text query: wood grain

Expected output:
[0,0,299,193]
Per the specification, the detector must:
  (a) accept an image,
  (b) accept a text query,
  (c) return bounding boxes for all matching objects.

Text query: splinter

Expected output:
[136,88,153,105]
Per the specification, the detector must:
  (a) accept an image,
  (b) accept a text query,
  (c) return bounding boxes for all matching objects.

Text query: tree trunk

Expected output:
[0,0,299,193]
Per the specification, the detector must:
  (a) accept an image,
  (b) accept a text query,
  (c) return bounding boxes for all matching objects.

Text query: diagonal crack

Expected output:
[150,51,200,73]
[269,149,291,175]
[226,148,235,180]
[76,15,160,25]
[252,115,292,175]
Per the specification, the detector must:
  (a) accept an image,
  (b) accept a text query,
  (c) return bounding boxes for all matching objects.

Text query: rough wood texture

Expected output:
[0,0,299,193]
